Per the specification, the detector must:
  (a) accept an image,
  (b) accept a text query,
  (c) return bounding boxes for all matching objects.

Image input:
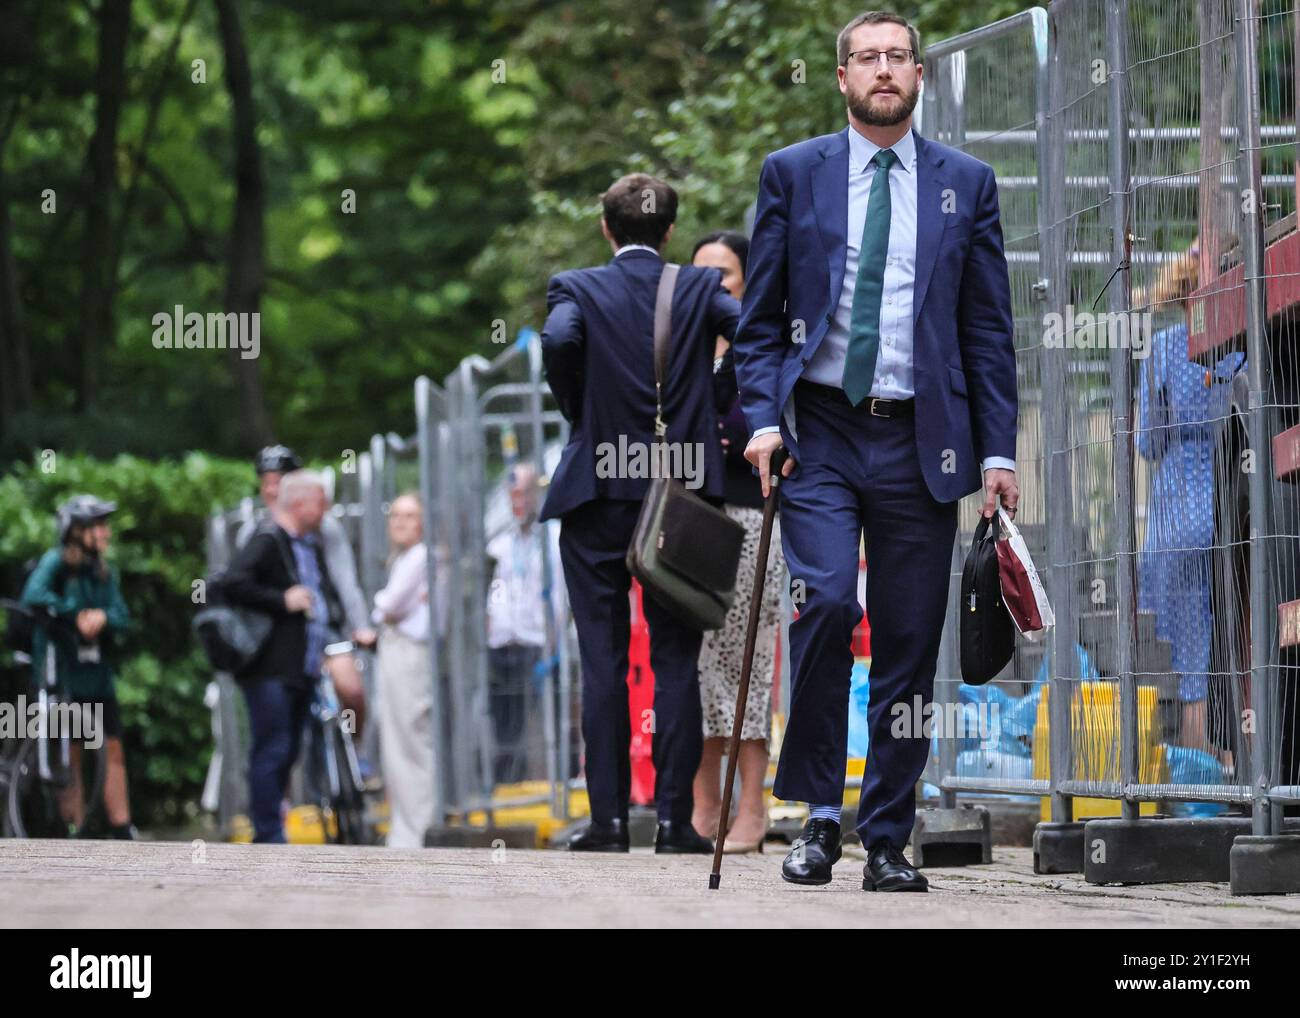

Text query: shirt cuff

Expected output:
[751,426,781,437]
[981,457,1016,473]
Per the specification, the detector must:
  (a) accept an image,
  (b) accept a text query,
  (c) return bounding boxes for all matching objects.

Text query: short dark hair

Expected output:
[692,230,750,276]
[601,173,678,248]
[837,10,921,66]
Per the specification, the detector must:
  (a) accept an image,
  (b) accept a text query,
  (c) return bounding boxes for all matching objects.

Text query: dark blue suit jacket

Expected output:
[734,126,1017,503]
[539,249,742,521]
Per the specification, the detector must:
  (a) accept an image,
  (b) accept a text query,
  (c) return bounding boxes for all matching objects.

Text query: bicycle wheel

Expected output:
[309,720,345,844]
[7,738,71,838]
[330,726,369,845]
[6,737,108,839]
[0,760,10,836]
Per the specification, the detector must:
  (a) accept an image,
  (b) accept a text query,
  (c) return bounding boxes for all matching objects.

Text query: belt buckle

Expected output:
[869,397,887,418]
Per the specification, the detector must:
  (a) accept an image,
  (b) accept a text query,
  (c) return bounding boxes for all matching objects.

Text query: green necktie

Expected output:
[842,147,898,406]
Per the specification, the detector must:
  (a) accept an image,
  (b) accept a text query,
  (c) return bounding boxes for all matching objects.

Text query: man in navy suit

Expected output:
[539,173,742,853]
[734,10,1020,890]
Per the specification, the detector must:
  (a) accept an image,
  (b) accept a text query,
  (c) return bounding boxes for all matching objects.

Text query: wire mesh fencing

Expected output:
[919,0,1297,834]
[920,8,1055,801]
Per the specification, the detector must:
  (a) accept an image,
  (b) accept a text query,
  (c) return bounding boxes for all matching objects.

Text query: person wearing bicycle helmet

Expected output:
[21,494,135,838]
[236,446,378,781]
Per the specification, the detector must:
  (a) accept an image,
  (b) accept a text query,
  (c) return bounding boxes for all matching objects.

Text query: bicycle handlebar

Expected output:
[0,598,82,638]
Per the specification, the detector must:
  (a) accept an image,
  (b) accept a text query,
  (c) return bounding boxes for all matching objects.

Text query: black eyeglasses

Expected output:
[843,48,916,68]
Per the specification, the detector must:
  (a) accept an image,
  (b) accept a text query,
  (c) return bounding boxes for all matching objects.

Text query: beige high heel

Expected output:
[721,817,769,854]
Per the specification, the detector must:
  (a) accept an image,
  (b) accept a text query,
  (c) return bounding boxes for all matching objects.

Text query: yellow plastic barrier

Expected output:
[1034,681,1167,819]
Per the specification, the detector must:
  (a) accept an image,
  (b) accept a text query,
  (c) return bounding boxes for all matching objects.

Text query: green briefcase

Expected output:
[625,262,745,631]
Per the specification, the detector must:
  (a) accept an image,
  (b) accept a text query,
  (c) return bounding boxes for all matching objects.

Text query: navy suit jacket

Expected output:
[539,249,742,521]
[733,126,1017,503]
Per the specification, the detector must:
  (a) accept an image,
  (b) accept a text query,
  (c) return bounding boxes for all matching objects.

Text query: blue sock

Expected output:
[807,804,841,823]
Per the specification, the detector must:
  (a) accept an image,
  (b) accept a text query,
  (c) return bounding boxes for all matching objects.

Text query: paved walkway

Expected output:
[1,840,1296,928]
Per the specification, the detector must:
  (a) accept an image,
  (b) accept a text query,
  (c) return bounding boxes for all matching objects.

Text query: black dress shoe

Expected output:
[654,820,714,854]
[862,840,928,891]
[781,818,842,885]
[568,819,630,852]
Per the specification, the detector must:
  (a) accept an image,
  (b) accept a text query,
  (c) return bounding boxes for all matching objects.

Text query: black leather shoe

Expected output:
[568,819,629,852]
[654,820,714,854]
[862,841,928,891]
[781,819,842,885]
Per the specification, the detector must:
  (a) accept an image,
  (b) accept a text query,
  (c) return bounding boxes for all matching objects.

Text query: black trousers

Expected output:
[488,642,541,786]
[558,498,705,825]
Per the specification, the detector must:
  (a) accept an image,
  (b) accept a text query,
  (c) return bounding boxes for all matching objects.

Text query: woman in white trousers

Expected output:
[372,493,435,848]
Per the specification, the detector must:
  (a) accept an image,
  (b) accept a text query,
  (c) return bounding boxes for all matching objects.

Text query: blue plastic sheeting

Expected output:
[850,644,1102,763]
[1164,744,1229,817]
[846,660,872,759]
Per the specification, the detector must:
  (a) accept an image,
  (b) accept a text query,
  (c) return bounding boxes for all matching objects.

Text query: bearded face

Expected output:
[845,72,920,127]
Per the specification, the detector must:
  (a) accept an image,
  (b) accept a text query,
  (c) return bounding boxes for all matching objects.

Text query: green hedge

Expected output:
[0,453,256,828]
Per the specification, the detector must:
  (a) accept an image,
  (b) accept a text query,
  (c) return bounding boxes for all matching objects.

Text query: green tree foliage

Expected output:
[472,0,1026,326]
[1,0,530,459]
[3,0,1028,463]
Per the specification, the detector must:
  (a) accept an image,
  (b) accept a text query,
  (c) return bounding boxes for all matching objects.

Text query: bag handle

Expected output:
[971,511,1001,548]
[652,263,680,442]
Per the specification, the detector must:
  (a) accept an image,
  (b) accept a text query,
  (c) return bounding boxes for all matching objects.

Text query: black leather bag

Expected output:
[193,526,298,673]
[192,574,275,673]
[959,512,1015,685]
[625,263,745,631]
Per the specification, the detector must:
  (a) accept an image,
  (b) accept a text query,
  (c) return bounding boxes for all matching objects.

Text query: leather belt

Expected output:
[795,379,915,417]
[865,396,914,418]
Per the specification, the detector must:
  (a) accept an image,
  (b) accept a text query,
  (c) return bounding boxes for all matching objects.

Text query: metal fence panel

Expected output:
[916,0,1297,829]
[920,9,1055,800]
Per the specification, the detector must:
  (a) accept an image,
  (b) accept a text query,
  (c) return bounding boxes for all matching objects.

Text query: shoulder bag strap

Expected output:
[271,526,300,585]
[652,263,680,441]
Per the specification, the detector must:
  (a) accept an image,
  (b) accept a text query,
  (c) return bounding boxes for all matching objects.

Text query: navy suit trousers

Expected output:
[773,381,958,851]
[558,498,705,826]
[240,676,314,844]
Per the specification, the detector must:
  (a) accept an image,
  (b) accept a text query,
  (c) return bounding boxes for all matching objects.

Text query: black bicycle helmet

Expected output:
[57,494,117,543]
[254,444,302,476]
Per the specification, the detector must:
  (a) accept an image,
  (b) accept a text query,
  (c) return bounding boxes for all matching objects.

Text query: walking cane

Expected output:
[709,446,788,890]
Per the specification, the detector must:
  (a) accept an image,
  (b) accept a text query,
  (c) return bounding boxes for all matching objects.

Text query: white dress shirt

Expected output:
[486,520,564,650]
[754,125,1014,475]
[372,543,430,642]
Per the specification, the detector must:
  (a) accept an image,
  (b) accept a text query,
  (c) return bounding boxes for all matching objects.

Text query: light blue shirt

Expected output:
[804,124,918,399]
[754,125,1014,474]
[289,531,329,679]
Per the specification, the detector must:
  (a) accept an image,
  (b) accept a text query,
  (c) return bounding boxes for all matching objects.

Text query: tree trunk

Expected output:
[214,0,274,449]
[76,0,131,412]
[110,0,199,290]
[0,163,32,444]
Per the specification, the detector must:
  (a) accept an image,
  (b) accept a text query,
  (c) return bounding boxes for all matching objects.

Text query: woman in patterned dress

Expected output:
[1136,241,1244,757]
[689,231,788,853]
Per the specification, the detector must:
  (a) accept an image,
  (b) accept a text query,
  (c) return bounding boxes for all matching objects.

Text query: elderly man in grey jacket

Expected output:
[236,446,378,778]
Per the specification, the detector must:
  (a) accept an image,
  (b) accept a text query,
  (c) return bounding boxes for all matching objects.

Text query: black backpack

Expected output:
[4,559,68,659]
[959,513,1015,685]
